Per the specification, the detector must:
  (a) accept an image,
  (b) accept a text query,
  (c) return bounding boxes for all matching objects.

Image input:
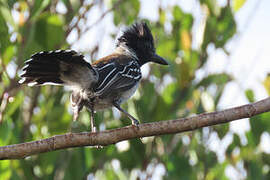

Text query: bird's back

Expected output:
[91,54,142,105]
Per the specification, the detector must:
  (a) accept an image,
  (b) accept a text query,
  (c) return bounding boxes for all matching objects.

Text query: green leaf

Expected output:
[173,6,184,20]
[226,133,241,155]
[162,83,177,105]
[167,154,192,179]
[1,71,10,87]
[248,112,270,146]
[0,160,11,180]
[200,0,220,16]
[34,13,65,49]
[113,0,140,25]
[205,162,228,180]
[2,45,16,65]
[214,123,229,139]
[30,0,51,21]
[136,83,157,121]
[197,73,232,87]
[263,75,270,95]
[7,0,16,7]
[0,14,10,54]
[0,117,13,145]
[202,6,236,49]
[233,0,246,12]
[245,131,257,147]
[245,89,255,103]
[156,38,176,61]
[247,160,263,180]
[6,92,24,117]
[0,1,17,31]
[61,0,69,7]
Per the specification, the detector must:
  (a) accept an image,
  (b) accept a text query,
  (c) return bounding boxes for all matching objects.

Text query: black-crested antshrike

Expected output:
[19,22,168,132]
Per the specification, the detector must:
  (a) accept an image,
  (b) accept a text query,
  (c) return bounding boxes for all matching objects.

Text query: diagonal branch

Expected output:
[1,97,270,160]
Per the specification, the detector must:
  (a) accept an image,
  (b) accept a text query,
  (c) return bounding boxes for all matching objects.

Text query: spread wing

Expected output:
[19,50,98,89]
[93,60,141,97]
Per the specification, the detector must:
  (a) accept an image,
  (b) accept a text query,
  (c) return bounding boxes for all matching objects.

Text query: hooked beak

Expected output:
[150,54,169,65]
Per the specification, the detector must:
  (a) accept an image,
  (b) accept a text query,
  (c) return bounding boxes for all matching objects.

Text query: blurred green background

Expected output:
[0,0,270,179]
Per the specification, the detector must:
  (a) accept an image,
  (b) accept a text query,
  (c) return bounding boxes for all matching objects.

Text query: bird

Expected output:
[19,22,168,132]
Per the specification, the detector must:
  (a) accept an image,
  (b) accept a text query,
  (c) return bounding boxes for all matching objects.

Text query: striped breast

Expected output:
[92,55,142,99]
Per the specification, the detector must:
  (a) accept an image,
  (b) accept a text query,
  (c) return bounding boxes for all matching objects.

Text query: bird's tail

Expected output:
[19,50,98,89]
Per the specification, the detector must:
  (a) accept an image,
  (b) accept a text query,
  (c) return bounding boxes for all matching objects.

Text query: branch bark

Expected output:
[1,97,270,160]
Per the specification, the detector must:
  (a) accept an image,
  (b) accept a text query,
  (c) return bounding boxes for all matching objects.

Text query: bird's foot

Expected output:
[91,126,97,133]
[89,126,103,148]
[131,118,140,126]
[131,118,142,142]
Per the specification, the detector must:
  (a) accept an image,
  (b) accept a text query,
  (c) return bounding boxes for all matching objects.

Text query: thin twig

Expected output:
[21,88,40,141]
[0,80,21,123]
[81,0,124,35]
[0,93,9,124]
[65,2,95,37]
[0,97,269,160]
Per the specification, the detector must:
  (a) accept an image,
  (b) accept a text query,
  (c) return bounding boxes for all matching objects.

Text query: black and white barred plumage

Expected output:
[20,50,98,88]
[19,22,168,132]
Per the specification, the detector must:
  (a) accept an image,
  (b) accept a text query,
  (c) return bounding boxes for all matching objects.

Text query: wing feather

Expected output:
[94,60,141,96]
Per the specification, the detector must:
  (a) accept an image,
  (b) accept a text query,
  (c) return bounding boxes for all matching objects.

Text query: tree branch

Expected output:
[1,97,270,160]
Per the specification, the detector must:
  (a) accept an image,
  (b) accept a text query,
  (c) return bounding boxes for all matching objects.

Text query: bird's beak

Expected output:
[150,54,169,65]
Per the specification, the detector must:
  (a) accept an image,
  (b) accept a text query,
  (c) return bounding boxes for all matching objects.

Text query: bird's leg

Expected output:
[70,104,83,132]
[113,102,139,126]
[73,106,79,121]
[70,91,83,121]
[88,100,103,148]
[89,106,96,133]
[89,99,97,133]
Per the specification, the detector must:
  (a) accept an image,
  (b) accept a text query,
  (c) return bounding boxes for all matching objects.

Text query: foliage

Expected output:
[0,0,269,179]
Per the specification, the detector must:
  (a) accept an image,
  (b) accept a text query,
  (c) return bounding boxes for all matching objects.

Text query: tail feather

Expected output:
[35,77,64,85]
[21,71,59,78]
[19,50,98,89]
[22,65,59,75]
[20,50,65,86]
[23,60,58,70]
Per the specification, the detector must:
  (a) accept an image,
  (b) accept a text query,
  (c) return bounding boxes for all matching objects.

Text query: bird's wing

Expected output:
[93,60,142,96]
[19,50,98,90]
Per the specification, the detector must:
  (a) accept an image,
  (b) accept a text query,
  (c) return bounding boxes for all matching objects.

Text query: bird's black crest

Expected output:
[117,22,156,64]
[117,22,154,45]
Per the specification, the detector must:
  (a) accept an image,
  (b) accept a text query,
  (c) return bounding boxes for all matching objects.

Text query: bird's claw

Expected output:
[132,119,140,126]
[91,126,97,133]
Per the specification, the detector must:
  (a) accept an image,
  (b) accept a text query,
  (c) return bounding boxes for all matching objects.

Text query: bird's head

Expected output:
[116,22,168,66]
